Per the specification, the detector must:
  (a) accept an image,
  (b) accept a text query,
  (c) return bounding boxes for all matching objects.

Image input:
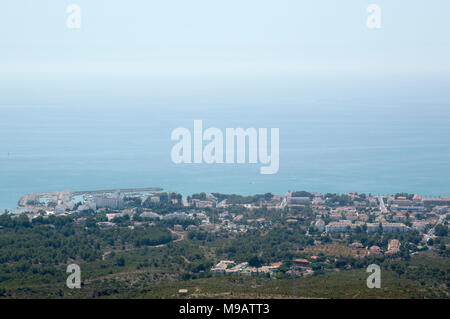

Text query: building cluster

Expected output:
[210,260,282,277]
[324,220,410,233]
[307,193,449,236]
[209,258,316,278]
[386,239,401,256]
[366,239,402,258]
[12,189,449,244]
[51,190,76,214]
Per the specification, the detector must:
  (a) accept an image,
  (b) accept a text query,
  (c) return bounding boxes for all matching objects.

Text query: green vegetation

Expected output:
[325,193,353,206]
[0,191,448,299]
[210,193,273,204]
[0,213,173,293]
[291,191,312,198]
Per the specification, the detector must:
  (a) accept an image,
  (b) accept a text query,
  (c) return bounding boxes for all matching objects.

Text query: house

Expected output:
[330,213,342,221]
[186,225,198,231]
[358,213,369,222]
[390,199,414,206]
[293,258,310,266]
[423,197,450,206]
[140,211,161,219]
[195,201,214,208]
[345,212,358,221]
[368,246,383,258]
[412,221,430,232]
[106,213,122,221]
[178,289,188,296]
[325,220,352,233]
[312,197,326,205]
[164,212,189,220]
[226,262,249,274]
[393,213,407,222]
[391,205,425,213]
[386,239,401,256]
[349,242,363,248]
[210,260,235,274]
[366,222,409,233]
[381,223,409,233]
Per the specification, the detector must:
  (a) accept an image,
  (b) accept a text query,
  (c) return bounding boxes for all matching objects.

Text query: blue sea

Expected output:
[0,79,449,211]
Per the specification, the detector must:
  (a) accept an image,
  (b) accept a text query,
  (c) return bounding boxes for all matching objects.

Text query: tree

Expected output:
[434,225,448,237]
[116,257,126,267]
[292,191,312,198]
[248,255,263,268]
[159,192,169,202]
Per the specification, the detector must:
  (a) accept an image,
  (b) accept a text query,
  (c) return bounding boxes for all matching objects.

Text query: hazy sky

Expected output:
[1,0,449,105]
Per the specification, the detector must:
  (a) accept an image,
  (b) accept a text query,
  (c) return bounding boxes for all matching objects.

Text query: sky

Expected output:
[0,1,449,206]
[0,0,449,105]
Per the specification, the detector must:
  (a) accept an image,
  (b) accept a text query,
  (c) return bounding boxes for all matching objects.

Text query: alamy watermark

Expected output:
[170,120,279,174]
[366,4,381,29]
[64,4,381,30]
[66,4,81,29]
[366,264,381,288]
[66,264,81,289]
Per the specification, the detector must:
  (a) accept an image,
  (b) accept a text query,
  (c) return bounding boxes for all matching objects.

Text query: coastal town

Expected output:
[15,188,449,236]
[8,188,449,282]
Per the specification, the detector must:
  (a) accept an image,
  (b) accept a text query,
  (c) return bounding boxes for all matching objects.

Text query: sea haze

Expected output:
[0,88,449,210]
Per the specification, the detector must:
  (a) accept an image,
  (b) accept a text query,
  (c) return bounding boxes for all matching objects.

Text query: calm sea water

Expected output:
[0,101,449,211]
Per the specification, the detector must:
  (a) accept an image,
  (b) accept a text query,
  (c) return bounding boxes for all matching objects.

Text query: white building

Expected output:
[315,219,325,232]
[94,196,124,210]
